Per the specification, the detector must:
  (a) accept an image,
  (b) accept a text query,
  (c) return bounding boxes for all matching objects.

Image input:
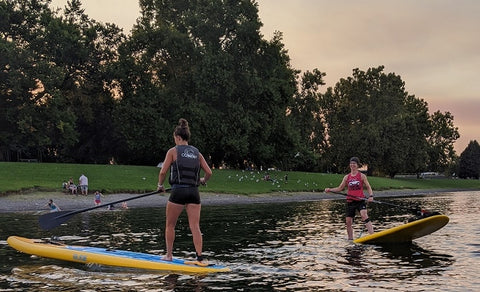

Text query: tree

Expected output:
[1,0,125,163]
[321,66,431,177]
[0,0,78,161]
[458,140,480,179]
[399,95,431,176]
[288,69,326,171]
[115,0,298,167]
[43,0,125,163]
[426,111,459,172]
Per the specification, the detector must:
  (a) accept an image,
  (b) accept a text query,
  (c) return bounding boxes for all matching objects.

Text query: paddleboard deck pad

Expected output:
[353,214,449,244]
[7,236,230,273]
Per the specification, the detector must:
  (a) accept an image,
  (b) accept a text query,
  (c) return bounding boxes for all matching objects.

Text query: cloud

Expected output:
[48,0,479,152]
[258,0,480,152]
[50,0,139,32]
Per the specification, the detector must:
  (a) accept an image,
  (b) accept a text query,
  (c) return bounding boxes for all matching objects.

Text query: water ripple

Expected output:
[1,191,479,291]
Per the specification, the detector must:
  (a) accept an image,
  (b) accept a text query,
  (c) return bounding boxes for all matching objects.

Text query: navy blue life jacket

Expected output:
[169,145,201,186]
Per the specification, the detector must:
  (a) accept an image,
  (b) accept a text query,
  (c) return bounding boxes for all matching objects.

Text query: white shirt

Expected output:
[79,175,88,186]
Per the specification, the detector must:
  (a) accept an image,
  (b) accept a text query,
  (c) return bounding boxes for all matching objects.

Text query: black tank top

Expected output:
[169,145,201,186]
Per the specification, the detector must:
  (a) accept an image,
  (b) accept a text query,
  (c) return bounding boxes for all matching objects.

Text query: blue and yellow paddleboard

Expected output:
[7,236,230,273]
[353,214,449,244]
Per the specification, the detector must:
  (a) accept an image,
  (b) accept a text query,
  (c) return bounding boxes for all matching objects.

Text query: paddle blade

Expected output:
[38,211,76,230]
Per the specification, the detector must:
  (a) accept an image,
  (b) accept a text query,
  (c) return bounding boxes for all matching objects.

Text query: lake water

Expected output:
[0,191,479,291]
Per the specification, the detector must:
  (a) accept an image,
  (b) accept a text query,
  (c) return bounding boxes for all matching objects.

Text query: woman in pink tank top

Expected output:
[325,157,374,240]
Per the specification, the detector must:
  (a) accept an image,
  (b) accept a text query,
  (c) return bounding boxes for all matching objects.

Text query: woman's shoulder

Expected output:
[189,145,199,151]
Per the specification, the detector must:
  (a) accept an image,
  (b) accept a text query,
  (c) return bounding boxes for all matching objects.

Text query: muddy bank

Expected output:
[0,188,469,213]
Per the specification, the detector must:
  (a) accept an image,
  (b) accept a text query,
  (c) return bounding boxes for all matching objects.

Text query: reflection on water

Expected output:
[1,191,479,291]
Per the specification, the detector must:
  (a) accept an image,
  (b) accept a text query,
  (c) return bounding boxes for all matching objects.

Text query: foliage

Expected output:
[288,69,326,171]
[426,111,459,172]
[114,0,298,168]
[320,66,458,177]
[0,0,76,161]
[458,140,480,179]
[0,0,124,163]
[0,0,464,178]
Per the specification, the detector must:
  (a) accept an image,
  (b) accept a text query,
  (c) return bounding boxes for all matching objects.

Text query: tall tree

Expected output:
[426,111,459,172]
[288,69,326,171]
[394,94,431,176]
[458,140,480,179]
[115,0,298,167]
[0,0,78,161]
[1,0,125,163]
[321,66,431,177]
[44,0,125,163]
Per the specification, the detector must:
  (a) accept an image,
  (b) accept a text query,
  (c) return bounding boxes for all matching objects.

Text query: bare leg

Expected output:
[359,209,374,234]
[163,201,184,261]
[186,203,203,259]
[346,217,354,240]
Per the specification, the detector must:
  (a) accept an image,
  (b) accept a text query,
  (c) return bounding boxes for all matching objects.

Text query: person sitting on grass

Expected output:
[69,183,77,195]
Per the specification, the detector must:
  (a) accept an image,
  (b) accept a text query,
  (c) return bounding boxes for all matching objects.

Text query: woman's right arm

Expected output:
[325,175,347,193]
[158,148,174,190]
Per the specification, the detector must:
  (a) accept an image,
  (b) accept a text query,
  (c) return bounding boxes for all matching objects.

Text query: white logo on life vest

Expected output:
[181,149,198,159]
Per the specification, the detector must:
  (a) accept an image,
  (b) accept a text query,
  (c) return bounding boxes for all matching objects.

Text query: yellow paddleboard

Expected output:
[7,236,230,273]
[353,214,449,244]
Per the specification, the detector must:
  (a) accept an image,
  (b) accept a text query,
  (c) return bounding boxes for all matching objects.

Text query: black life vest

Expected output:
[169,145,201,186]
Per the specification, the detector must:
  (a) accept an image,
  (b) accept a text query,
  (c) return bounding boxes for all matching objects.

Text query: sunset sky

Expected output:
[50,0,479,152]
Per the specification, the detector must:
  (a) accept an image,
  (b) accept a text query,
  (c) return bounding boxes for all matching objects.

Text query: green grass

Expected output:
[1,162,479,195]
[0,162,159,194]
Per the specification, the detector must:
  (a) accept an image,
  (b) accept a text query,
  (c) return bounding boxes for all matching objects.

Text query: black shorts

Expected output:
[169,186,200,205]
[346,200,367,218]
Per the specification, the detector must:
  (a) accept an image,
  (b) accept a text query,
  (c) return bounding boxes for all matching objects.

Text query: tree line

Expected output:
[1,0,477,178]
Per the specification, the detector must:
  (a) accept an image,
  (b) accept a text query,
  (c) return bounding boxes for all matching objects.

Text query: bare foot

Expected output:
[195,259,209,267]
[161,255,172,261]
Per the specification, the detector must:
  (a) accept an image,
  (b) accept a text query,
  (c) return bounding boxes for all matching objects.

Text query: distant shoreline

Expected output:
[0,188,474,214]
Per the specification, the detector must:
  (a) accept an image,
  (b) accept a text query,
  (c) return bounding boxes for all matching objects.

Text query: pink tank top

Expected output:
[347,172,364,201]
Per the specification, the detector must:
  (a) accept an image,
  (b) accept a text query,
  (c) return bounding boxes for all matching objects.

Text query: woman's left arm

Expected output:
[362,173,374,202]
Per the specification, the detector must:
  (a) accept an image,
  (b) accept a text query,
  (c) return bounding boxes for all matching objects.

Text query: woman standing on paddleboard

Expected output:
[325,157,374,240]
[157,118,212,264]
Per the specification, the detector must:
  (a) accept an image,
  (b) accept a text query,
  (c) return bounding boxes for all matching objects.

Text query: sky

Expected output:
[49,0,479,152]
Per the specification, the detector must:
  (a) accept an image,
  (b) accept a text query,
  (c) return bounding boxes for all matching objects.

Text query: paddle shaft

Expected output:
[328,191,418,212]
[57,189,168,219]
[39,189,170,230]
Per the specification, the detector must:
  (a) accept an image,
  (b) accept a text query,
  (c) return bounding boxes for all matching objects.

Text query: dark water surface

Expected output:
[1,191,479,291]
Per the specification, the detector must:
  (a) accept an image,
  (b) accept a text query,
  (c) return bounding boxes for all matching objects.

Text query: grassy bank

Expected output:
[1,162,480,195]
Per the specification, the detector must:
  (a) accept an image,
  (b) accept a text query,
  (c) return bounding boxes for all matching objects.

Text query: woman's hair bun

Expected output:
[179,118,188,128]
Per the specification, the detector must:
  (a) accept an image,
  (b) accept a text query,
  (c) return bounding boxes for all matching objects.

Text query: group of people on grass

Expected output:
[51,174,129,212]
[62,174,88,195]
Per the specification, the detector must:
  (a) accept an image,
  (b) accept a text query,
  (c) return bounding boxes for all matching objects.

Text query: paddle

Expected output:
[39,189,169,230]
[326,191,421,214]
